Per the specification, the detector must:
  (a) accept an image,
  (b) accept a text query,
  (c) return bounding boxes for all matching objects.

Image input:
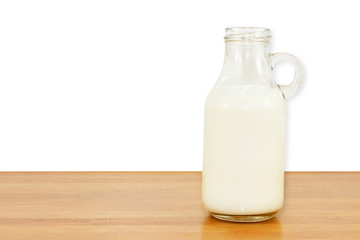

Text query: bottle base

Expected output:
[210,210,280,223]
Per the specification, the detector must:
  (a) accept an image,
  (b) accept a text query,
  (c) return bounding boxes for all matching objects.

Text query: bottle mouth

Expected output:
[224,27,271,42]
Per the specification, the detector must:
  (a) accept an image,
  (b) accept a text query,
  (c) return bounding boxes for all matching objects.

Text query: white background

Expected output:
[0,0,359,171]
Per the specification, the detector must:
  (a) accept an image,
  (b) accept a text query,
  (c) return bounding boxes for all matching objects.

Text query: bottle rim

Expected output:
[225,27,271,42]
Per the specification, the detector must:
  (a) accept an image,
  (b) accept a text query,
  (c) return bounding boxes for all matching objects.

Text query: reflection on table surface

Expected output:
[201,215,283,240]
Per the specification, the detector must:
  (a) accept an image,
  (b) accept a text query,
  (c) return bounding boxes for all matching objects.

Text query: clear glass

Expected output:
[202,27,302,222]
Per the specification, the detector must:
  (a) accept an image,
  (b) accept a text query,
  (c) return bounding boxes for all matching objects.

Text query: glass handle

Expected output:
[271,52,303,99]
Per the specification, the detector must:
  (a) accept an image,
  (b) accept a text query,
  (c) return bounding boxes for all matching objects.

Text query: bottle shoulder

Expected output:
[205,85,285,111]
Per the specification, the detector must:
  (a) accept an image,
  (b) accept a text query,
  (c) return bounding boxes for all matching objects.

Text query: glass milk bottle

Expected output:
[202,27,303,222]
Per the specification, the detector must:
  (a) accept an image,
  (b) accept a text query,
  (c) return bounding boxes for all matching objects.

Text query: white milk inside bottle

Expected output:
[202,84,285,216]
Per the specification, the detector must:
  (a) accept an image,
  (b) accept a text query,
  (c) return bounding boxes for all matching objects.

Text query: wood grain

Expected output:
[0,172,359,239]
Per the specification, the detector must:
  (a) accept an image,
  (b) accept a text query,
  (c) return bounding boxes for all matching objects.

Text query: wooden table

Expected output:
[0,172,359,239]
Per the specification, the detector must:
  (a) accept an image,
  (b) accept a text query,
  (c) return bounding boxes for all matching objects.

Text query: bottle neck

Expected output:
[216,42,274,87]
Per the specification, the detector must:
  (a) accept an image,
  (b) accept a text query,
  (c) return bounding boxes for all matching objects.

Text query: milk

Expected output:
[202,84,285,215]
